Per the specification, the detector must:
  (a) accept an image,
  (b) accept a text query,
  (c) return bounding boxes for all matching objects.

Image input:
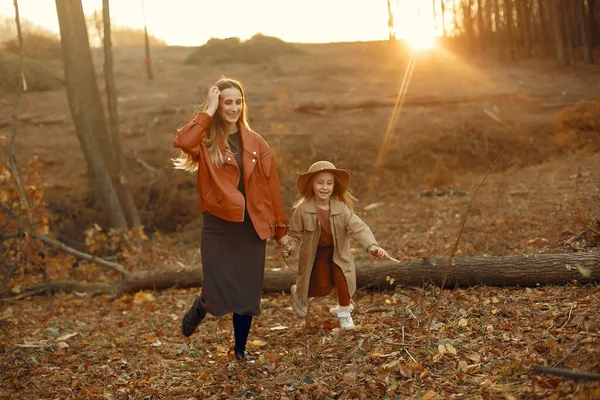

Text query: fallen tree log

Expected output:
[6,252,599,298]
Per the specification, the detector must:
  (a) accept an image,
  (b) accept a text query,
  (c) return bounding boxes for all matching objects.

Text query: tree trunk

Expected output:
[504,0,517,60]
[441,0,447,37]
[538,0,552,56]
[142,0,153,80]
[463,0,476,52]
[591,0,600,47]
[561,0,575,64]
[550,0,567,64]
[55,0,127,229]
[576,0,594,63]
[493,0,502,54]
[517,0,532,56]
[16,252,600,297]
[386,0,396,42]
[485,0,493,44]
[102,0,141,227]
[476,0,486,50]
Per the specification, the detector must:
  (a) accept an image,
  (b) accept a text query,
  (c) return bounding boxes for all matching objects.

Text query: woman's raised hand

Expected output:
[206,86,221,115]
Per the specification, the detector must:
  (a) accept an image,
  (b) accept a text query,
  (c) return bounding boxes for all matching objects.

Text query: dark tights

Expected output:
[233,313,253,354]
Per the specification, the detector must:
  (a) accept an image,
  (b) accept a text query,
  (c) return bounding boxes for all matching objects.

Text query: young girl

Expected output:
[284,161,389,330]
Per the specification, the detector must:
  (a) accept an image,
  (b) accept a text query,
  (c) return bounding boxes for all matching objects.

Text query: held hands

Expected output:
[276,234,292,258]
[206,86,221,116]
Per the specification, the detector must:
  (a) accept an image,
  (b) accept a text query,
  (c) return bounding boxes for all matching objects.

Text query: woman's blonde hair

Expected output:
[293,174,357,211]
[173,77,250,172]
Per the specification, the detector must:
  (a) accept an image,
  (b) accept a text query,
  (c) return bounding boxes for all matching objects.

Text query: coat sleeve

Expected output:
[259,139,289,240]
[345,207,377,250]
[287,206,303,254]
[173,112,212,160]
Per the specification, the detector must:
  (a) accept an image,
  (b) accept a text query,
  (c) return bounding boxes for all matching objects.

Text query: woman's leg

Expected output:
[307,246,335,297]
[332,264,351,307]
[232,313,253,357]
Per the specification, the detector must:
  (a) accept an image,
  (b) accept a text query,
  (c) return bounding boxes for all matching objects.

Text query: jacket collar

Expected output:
[304,198,345,215]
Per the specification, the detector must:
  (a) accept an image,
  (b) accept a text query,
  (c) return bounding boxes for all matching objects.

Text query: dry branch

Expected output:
[533,365,600,381]
[29,231,129,276]
[6,252,600,299]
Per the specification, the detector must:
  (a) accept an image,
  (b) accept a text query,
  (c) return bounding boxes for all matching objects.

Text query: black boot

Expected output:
[182,296,207,337]
[234,350,255,363]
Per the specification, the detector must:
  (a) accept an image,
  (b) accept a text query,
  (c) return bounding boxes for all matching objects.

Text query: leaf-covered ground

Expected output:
[2,41,600,399]
[1,284,599,399]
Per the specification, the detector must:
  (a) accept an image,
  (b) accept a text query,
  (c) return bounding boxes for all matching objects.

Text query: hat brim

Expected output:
[296,168,351,194]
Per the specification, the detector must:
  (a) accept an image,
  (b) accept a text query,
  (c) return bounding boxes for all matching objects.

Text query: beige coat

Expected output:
[288,198,377,312]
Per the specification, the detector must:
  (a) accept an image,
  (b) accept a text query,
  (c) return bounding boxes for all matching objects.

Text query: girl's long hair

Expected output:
[173,77,250,172]
[293,174,357,211]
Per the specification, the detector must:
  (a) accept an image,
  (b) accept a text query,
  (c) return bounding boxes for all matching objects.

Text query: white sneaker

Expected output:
[329,303,354,315]
[338,311,355,330]
[290,285,307,317]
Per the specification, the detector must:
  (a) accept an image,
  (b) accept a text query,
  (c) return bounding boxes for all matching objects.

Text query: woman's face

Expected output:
[218,87,243,125]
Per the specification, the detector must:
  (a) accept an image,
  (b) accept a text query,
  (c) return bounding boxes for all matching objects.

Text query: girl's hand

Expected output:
[206,86,220,115]
[278,235,293,258]
[368,245,387,258]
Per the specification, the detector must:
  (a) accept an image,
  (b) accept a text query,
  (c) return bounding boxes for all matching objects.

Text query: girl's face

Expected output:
[312,172,335,203]
[218,88,243,125]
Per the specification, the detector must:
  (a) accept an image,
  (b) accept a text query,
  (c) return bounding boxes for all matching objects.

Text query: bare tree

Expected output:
[55,0,127,229]
[142,0,153,80]
[386,0,396,42]
[102,0,141,227]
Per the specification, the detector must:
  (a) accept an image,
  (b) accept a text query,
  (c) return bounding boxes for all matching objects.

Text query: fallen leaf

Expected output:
[422,390,437,400]
[56,332,78,342]
[133,291,155,304]
[56,342,70,349]
[270,326,288,331]
[445,343,457,355]
[458,318,468,327]
[466,352,481,363]
[343,372,357,383]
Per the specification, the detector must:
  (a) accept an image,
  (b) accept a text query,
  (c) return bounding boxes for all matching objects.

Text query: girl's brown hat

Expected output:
[296,161,351,194]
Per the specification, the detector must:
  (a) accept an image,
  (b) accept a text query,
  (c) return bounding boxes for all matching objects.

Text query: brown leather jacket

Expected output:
[173,112,288,240]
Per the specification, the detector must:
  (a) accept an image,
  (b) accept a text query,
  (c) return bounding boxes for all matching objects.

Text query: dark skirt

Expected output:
[200,211,266,317]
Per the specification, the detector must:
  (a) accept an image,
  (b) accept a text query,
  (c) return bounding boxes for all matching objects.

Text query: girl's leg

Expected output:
[233,313,253,359]
[331,264,351,307]
[308,246,335,297]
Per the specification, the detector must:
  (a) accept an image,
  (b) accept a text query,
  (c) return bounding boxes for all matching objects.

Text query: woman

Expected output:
[173,77,290,362]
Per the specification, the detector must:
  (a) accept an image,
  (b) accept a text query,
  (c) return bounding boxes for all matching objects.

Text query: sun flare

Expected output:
[403,28,437,50]
[394,2,438,50]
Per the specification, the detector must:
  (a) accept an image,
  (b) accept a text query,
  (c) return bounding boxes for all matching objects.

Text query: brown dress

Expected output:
[307,206,351,306]
[200,131,266,316]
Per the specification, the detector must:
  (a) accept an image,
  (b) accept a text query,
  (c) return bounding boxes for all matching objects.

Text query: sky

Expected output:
[0,0,438,47]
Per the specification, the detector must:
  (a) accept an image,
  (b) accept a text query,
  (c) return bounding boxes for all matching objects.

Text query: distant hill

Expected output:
[184,33,304,65]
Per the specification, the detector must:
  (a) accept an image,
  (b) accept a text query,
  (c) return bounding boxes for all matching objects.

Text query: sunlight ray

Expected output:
[367,49,419,199]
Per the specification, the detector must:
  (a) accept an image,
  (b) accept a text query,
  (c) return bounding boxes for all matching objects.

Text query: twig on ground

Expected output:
[404,348,417,363]
[29,231,129,276]
[425,146,507,352]
[587,225,600,237]
[533,365,600,381]
[553,336,582,368]
[383,341,426,348]
[558,304,575,330]
[133,151,157,212]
